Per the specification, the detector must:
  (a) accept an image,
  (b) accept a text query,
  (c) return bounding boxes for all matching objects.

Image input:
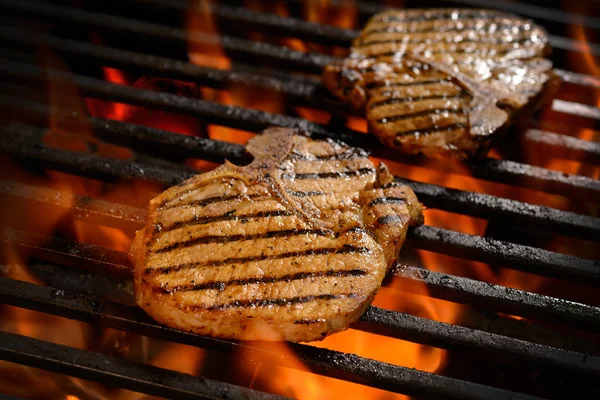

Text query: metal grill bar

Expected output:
[393,265,600,331]
[277,0,600,31]
[0,0,333,73]
[554,69,600,89]
[397,178,600,240]
[3,190,599,330]
[356,307,600,373]
[0,330,286,400]
[0,180,144,231]
[214,2,356,48]
[1,276,599,383]
[410,226,600,286]
[0,26,345,113]
[0,60,360,145]
[2,27,597,166]
[2,62,598,200]
[0,278,544,400]
[522,130,600,164]
[1,227,132,278]
[0,124,192,186]
[0,94,249,165]
[552,100,600,120]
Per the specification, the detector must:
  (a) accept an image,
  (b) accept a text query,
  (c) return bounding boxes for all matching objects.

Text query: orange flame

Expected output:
[86,67,130,121]
[0,45,165,399]
[186,0,231,69]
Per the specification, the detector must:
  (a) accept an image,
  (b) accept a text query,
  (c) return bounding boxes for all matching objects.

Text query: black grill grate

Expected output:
[0,0,599,399]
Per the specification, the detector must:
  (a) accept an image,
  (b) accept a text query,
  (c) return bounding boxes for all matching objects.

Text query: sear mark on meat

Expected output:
[131,127,424,342]
[322,8,560,160]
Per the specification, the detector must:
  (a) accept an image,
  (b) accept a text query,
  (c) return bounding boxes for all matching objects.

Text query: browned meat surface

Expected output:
[131,127,423,342]
[323,8,559,159]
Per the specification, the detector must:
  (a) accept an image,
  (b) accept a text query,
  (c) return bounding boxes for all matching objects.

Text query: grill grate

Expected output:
[2,98,599,240]
[0,0,599,399]
[0,277,597,399]
[1,32,599,198]
[2,125,597,286]
[0,328,287,400]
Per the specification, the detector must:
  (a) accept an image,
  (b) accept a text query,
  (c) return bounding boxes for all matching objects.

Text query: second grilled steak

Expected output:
[323,8,559,159]
[131,127,423,342]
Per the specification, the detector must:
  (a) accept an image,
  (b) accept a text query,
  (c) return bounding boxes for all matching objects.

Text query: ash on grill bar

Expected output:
[0,0,598,399]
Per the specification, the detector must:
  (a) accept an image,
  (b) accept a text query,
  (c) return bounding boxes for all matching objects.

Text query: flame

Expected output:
[564,24,600,181]
[0,45,163,399]
[303,0,357,30]
[186,0,231,69]
[570,24,599,78]
[236,323,419,400]
[236,289,454,399]
[85,67,130,121]
[114,342,205,400]
[0,234,91,398]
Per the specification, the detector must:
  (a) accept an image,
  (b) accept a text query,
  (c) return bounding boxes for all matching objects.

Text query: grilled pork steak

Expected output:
[323,8,559,159]
[132,128,423,342]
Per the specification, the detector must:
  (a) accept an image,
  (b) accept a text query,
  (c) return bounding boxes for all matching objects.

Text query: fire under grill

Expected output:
[0,0,598,399]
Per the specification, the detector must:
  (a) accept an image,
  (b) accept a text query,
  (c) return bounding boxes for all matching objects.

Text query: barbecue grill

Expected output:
[0,0,598,399]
